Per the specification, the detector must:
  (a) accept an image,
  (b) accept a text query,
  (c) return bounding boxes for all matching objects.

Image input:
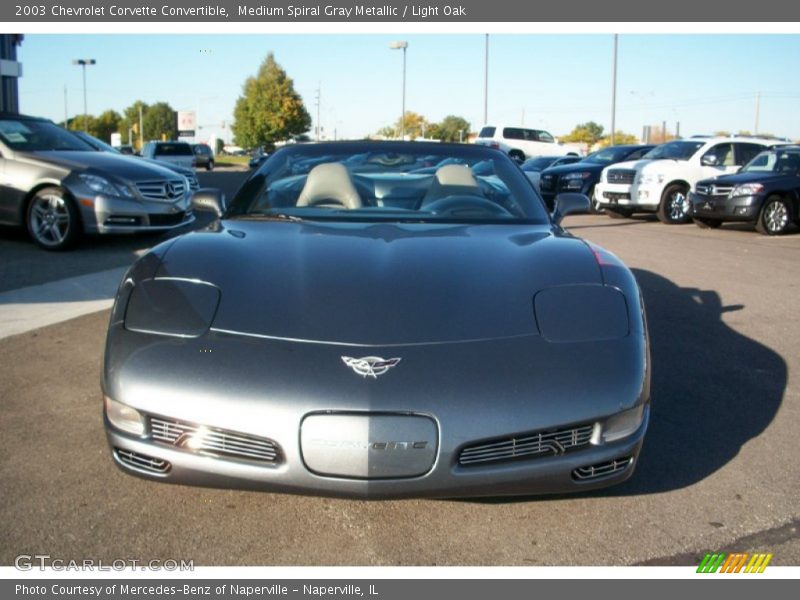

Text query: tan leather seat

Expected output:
[296,162,363,209]
[422,164,482,206]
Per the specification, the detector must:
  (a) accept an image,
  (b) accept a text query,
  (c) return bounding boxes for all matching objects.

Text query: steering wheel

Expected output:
[423,195,514,218]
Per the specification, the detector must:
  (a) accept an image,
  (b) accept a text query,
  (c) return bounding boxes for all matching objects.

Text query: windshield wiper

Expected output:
[238,211,304,222]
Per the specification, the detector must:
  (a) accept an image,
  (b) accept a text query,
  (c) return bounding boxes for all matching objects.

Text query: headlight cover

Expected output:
[124,278,221,338]
[534,284,629,343]
[79,173,134,198]
[730,183,764,197]
[638,172,664,185]
[601,404,647,443]
[104,396,145,436]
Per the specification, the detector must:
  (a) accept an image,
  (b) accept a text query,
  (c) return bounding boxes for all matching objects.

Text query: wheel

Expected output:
[693,217,722,229]
[605,207,633,219]
[508,150,525,165]
[657,183,691,224]
[756,195,792,235]
[206,160,214,171]
[26,187,82,251]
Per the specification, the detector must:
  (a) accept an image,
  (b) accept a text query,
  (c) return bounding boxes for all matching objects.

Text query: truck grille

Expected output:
[459,423,594,466]
[606,169,636,184]
[135,179,187,202]
[540,174,557,191]
[150,416,281,464]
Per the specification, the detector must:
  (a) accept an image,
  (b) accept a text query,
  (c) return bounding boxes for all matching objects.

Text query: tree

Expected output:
[93,110,122,143]
[66,114,96,133]
[561,121,605,145]
[598,131,639,147]
[145,102,177,141]
[435,115,471,142]
[232,53,311,148]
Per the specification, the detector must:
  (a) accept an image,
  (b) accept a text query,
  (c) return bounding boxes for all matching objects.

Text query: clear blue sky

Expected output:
[16,34,800,143]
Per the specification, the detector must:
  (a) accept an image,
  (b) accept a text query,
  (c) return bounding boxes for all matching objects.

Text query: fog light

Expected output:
[637,190,650,201]
[601,404,646,443]
[104,396,145,436]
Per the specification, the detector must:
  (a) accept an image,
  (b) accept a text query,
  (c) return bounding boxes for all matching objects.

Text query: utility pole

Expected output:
[138,104,144,150]
[610,34,618,146]
[754,91,761,135]
[483,34,489,125]
[315,83,321,141]
[63,85,68,127]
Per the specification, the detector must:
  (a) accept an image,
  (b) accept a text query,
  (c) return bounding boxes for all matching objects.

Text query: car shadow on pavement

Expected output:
[467,267,786,503]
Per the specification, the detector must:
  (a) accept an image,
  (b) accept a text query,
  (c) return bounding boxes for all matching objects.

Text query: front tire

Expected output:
[509,150,525,164]
[206,160,214,171]
[26,187,82,251]
[657,183,691,224]
[756,195,792,235]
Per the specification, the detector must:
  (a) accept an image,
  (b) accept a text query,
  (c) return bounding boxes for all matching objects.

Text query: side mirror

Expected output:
[701,154,719,167]
[192,188,226,218]
[552,192,590,226]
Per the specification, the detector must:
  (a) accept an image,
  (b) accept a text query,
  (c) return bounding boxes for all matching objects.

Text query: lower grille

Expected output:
[459,424,594,466]
[150,416,281,464]
[114,448,171,474]
[606,169,636,184]
[149,211,189,227]
[572,457,632,481]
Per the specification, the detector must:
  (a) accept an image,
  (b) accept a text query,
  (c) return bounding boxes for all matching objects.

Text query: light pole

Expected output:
[483,34,489,126]
[71,59,96,132]
[610,34,618,146]
[389,40,408,140]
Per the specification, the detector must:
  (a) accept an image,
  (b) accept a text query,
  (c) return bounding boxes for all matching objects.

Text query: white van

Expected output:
[475,125,576,162]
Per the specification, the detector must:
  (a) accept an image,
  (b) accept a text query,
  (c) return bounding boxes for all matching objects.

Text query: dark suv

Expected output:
[690,146,800,235]
[192,143,215,170]
[539,144,654,212]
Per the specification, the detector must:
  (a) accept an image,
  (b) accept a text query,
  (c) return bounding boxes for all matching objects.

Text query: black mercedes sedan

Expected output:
[539,144,655,212]
[103,141,651,499]
[690,146,800,235]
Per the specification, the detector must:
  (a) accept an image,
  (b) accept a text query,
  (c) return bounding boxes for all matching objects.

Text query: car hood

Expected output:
[153,220,603,345]
[17,150,180,181]
[697,171,787,186]
[603,159,657,174]
[541,161,602,176]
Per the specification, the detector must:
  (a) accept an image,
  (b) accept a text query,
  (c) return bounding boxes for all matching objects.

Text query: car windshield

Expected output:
[228,143,550,225]
[642,141,704,161]
[584,147,637,164]
[74,131,120,153]
[154,143,193,156]
[741,149,800,175]
[521,156,560,171]
[0,118,95,152]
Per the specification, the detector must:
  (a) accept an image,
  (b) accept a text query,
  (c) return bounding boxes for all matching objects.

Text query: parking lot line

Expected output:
[0,266,127,340]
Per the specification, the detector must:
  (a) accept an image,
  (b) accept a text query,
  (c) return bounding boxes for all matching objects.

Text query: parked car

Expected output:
[248,147,269,169]
[521,155,583,194]
[192,143,215,171]
[475,125,578,163]
[690,145,800,235]
[538,145,655,212]
[594,137,779,223]
[103,141,650,499]
[141,140,195,170]
[116,144,135,155]
[72,131,200,193]
[0,114,195,250]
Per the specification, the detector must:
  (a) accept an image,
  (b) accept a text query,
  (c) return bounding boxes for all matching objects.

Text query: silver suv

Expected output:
[141,140,195,170]
[0,114,195,250]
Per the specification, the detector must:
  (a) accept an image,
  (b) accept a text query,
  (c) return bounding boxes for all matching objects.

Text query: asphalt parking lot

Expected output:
[1,167,798,566]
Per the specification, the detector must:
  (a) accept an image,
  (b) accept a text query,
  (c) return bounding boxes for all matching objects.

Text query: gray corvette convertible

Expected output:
[103,141,650,499]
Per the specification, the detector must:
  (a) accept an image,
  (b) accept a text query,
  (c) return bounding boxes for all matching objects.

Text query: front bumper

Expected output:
[77,192,195,234]
[690,192,761,222]
[595,182,662,210]
[106,405,648,499]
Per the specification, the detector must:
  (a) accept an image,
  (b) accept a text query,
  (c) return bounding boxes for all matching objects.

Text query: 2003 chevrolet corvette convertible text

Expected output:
[102,141,650,499]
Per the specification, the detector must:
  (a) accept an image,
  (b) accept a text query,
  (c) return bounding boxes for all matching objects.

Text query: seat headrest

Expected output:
[296,162,362,209]
[435,164,479,188]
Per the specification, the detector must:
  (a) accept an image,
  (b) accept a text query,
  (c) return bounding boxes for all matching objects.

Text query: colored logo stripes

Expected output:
[697,552,773,573]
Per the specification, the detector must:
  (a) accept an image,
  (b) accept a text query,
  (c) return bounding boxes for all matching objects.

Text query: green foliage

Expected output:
[232,53,312,148]
[145,102,178,141]
[93,110,122,143]
[435,115,471,142]
[598,131,639,147]
[562,121,605,145]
